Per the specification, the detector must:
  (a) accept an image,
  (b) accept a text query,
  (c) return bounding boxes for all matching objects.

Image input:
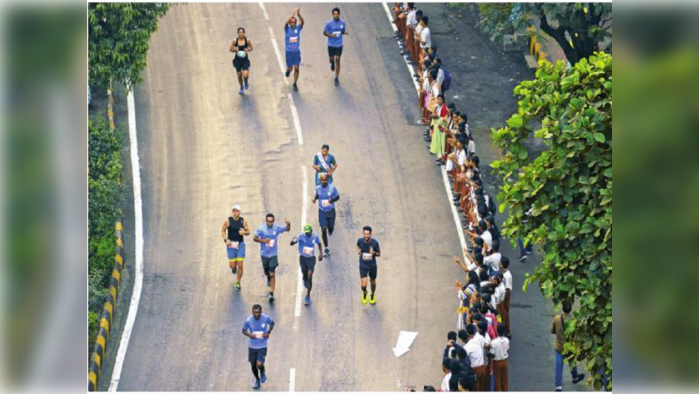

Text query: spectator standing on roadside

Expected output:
[552,301,586,391]
[501,257,512,338]
[491,325,510,391]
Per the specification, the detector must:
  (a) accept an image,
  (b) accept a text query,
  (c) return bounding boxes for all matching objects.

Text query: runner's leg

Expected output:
[293,65,299,84]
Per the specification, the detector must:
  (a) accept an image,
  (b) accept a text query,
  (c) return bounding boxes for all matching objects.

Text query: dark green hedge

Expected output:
[87,117,124,356]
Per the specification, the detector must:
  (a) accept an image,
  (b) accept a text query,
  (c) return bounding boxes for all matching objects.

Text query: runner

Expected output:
[230,27,254,95]
[284,8,305,91]
[242,304,275,390]
[253,213,291,303]
[356,226,381,305]
[311,173,340,257]
[221,204,251,292]
[290,224,323,305]
[312,144,338,185]
[323,7,348,86]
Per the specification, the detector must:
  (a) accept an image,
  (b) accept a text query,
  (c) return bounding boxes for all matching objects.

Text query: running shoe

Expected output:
[572,374,586,384]
[234,282,241,292]
[269,293,275,303]
[285,69,291,78]
[252,379,261,390]
[334,78,339,87]
[238,87,244,95]
[305,295,311,306]
[519,255,527,262]
[323,247,330,257]
[361,293,367,305]
[293,83,298,92]
[370,294,376,305]
[330,61,335,72]
[261,372,267,384]
[245,80,249,90]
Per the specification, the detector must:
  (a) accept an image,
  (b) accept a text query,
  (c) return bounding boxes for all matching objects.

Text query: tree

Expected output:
[476,3,612,65]
[88,3,169,90]
[490,52,612,390]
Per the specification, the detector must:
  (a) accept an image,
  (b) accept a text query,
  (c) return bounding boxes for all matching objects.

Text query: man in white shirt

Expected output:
[501,256,513,338]
[484,239,502,273]
[464,325,487,391]
[419,16,432,49]
[490,325,510,391]
[440,358,452,391]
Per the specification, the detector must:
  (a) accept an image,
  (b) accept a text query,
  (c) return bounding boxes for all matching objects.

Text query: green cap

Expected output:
[303,224,313,232]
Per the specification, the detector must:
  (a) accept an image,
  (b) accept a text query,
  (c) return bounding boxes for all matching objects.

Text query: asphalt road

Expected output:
[98,3,586,392]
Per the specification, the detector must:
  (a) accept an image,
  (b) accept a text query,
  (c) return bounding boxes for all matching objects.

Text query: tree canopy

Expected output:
[491,52,612,390]
[88,3,169,90]
[477,3,612,65]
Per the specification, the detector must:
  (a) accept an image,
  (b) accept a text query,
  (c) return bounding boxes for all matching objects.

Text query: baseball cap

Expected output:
[303,224,313,232]
[232,204,241,211]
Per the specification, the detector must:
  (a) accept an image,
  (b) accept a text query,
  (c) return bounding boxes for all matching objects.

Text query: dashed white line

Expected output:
[268,28,289,83]
[288,94,304,145]
[381,3,471,265]
[289,368,297,392]
[108,90,145,392]
[258,2,269,21]
[294,166,308,324]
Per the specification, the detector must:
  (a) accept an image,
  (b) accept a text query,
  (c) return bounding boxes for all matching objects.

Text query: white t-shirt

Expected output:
[467,139,476,155]
[437,68,445,84]
[493,282,506,307]
[407,10,418,28]
[457,149,468,166]
[484,252,501,272]
[481,230,493,250]
[420,26,432,48]
[490,337,510,361]
[465,338,486,367]
[415,24,423,36]
[441,373,452,392]
[503,269,513,291]
[430,81,440,98]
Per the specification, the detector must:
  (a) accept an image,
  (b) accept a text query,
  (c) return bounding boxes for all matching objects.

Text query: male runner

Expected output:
[242,304,275,390]
[311,173,340,257]
[312,144,338,185]
[356,226,381,305]
[290,224,323,305]
[284,8,305,91]
[253,213,291,303]
[323,7,348,86]
[221,204,250,291]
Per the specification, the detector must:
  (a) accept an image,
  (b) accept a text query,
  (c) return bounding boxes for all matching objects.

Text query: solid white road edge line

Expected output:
[380,3,421,95]
[289,367,297,392]
[295,166,308,323]
[108,90,145,392]
[258,2,269,21]
[381,3,471,264]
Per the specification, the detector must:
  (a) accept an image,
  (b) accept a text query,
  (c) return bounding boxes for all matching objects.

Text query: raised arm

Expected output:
[297,9,304,27]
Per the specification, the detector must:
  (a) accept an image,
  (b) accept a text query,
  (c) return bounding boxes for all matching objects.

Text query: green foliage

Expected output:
[476,3,612,65]
[491,52,612,390]
[89,3,169,90]
[87,117,124,355]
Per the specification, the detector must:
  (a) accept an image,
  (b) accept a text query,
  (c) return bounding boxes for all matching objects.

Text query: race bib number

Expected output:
[267,239,275,248]
[321,199,331,208]
[289,36,298,43]
[362,253,373,261]
[252,331,264,339]
[229,241,240,249]
[303,246,314,256]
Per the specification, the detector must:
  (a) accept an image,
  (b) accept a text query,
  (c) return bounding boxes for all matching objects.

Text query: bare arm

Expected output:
[297,9,304,27]
[246,39,254,52]
[242,219,251,236]
[221,221,231,245]
[284,218,291,232]
[230,37,237,52]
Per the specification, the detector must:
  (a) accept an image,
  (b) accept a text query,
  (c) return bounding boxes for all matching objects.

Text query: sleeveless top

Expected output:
[228,216,244,242]
[234,37,249,57]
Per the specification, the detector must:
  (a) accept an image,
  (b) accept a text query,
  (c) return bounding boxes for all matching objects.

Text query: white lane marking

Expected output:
[109,90,145,391]
[382,3,470,264]
[258,2,269,21]
[381,3,421,95]
[288,94,304,145]
[294,166,308,324]
[269,29,289,84]
[289,368,297,392]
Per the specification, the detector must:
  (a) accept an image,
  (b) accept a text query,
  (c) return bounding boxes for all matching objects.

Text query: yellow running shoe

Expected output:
[370,294,376,305]
[362,293,367,305]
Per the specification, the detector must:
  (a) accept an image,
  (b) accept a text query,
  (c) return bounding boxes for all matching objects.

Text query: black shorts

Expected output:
[248,347,267,364]
[233,57,250,72]
[328,46,343,58]
[300,255,316,274]
[318,209,336,231]
[261,256,279,275]
[359,263,378,279]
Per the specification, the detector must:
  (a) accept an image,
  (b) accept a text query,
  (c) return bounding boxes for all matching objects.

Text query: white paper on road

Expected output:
[392,331,418,357]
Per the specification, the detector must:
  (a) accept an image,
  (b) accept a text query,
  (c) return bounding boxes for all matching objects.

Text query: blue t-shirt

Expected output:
[295,232,321,257]
[285,24,303,52]
[313,153,336,174]
[357,238,381,265]
[255,224,287,258]
[315,183,339,212]
[324,18,346,48]
[242,313,274,349]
